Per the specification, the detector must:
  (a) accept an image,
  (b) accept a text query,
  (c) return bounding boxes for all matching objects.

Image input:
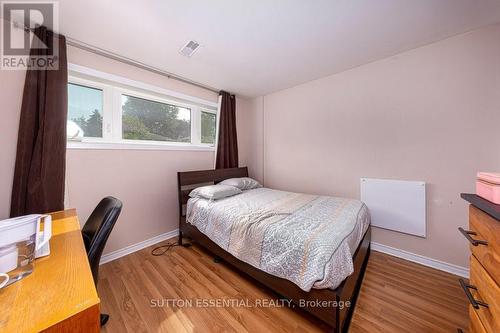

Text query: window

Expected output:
[201,111,216,144]
[66,67,218,150]
[122,95,191,142]
[67,83,103,139]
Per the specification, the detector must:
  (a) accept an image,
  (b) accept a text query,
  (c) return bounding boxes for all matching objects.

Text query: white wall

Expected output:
[237,24,500,268]
[237,96,264,183]
[0,69,26,219]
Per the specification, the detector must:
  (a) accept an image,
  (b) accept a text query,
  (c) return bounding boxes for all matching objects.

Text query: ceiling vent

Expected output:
[179,40,200,57]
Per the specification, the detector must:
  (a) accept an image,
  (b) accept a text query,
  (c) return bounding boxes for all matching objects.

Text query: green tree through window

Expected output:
[122,95,191,142]
[201,111,216,144]
[72,109,103,137]
[68,83,103,138]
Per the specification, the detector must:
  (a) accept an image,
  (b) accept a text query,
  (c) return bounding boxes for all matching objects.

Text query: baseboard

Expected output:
[371,241,469,278]
[100,229,179,265]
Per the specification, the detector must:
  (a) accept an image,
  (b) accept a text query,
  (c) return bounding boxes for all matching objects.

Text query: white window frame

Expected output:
[67,64,218,151]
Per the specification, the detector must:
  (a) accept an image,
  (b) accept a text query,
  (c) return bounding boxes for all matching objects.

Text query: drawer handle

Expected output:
[458,227,488,246]
[459,278,489,309]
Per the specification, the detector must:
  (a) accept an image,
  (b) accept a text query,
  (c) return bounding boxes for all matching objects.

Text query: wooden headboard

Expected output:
[177,167,248,219]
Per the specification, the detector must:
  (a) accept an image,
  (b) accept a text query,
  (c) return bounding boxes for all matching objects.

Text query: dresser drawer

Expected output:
[468,206,500,286]
[470,305,488,333]
[468,256,500,333]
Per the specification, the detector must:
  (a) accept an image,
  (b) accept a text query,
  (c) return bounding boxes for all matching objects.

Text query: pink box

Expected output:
[476,172,500,204]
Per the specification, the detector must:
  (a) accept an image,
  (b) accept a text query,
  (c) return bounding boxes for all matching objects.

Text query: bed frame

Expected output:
[177,167,371,333]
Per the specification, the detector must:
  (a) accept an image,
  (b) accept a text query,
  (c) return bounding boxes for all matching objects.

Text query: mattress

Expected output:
[186,187,370,291]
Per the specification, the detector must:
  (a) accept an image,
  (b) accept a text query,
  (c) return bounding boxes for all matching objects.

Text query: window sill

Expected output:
[67,140,216,152]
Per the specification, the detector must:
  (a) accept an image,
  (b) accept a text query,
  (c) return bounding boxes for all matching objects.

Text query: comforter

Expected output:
[186,187,370,291]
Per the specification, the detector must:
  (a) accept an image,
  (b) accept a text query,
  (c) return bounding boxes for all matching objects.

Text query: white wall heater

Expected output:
[360,178,426,237]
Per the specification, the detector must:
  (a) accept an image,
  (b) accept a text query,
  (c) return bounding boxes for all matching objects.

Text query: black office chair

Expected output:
[82,196,123,327]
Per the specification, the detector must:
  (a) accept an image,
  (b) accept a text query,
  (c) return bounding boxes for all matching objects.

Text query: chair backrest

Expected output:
[82,196,122,284]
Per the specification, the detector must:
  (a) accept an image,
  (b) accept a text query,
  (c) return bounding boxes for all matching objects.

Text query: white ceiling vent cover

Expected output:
[179,40,200,57]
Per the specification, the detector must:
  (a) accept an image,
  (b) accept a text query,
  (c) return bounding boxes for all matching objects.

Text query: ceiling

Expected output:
[54,1,500,96]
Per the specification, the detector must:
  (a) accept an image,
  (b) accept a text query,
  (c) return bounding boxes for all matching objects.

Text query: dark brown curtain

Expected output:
[10,26,68,217]
[216,91,238,169]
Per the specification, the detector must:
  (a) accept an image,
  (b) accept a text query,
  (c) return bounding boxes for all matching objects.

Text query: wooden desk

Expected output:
[0,209,100,332]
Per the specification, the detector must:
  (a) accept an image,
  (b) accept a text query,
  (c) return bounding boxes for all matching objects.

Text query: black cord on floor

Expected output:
[150,240,192,256]
[151,242,180,256]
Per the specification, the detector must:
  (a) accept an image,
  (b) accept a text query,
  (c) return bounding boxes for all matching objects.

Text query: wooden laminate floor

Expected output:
[98,239,468,333]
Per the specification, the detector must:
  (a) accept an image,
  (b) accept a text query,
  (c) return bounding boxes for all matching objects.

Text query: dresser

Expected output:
[459,194,500,333]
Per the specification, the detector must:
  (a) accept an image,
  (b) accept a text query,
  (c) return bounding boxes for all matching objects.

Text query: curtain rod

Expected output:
[65,37,220,94]
[12,20,220,94]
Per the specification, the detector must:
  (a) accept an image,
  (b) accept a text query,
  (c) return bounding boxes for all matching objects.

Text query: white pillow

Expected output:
[218,177,262,190]
[189,185,242,200]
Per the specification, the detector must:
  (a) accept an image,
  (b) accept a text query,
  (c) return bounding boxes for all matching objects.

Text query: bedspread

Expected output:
[186,188,370,291]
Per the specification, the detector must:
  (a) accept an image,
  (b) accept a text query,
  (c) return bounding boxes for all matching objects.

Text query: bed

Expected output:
[177,167,371,332]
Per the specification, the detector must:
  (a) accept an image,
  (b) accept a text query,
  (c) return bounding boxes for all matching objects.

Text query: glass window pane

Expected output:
[67,83,103,139]
[201,111,216,144]
[121,95,191,142]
